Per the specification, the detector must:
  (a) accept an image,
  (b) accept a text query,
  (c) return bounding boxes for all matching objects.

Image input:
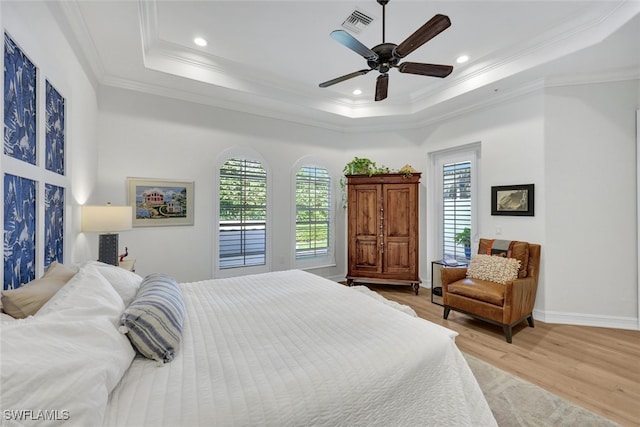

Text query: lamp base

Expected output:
[98,233,119,266]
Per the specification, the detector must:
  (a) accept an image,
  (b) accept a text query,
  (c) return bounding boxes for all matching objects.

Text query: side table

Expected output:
[118,258,136,272]
[431,260,467,306]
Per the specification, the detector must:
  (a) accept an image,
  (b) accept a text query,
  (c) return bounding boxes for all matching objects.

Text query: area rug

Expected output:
[464,353,621,427]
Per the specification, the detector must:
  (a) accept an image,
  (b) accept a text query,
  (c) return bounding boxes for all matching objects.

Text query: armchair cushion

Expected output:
[479,239,529,278]
[447,278,505,306]
[466,254,520,285]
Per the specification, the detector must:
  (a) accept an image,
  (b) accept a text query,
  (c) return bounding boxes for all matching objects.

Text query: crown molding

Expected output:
[47,0,105,86]
[56,0,640,132]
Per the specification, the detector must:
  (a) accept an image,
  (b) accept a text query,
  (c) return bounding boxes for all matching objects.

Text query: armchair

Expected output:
[441,239,541,343]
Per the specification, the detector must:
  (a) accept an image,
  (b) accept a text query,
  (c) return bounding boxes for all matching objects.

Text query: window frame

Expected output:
[214,149,271,278]
[291,159,336,270]
[429,143,480,264]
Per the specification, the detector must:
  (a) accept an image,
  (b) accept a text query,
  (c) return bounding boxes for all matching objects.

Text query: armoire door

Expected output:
[382,183,418,280]
[348,183,382,276]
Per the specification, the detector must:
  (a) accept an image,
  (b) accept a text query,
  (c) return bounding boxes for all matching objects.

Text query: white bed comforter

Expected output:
[103,270,496,427]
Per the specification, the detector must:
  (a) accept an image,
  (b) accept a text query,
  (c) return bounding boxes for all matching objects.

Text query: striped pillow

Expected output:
[119,273,184,364]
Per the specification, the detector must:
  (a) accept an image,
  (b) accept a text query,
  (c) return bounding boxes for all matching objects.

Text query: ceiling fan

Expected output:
[319,0,453,101]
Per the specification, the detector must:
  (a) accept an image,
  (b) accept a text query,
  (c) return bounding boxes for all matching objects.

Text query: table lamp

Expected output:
[82,203,132,265]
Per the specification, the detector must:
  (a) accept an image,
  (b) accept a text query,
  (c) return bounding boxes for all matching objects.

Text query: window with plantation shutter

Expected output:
[295,166,331,262]
[443,161,472,261]
[218,158,267,269]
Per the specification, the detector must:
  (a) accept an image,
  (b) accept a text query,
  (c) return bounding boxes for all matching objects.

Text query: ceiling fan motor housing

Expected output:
[368,43,399,73]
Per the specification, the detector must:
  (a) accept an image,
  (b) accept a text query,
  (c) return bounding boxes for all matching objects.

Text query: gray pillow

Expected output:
[119,273,184,363]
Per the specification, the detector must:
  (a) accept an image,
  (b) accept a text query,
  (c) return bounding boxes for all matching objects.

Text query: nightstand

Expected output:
[431,260,467,306]
[118,258,136,272]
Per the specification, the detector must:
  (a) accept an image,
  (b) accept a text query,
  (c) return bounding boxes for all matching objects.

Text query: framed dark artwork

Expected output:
[45,80,65,175]
[44,183,65,267]
[4,32,37,165]
[4,174,37,290]
[128,178,194,227]
[491,184,534,216]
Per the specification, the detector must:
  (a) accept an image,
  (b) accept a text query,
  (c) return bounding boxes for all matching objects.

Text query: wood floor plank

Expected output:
[358,284,640,427]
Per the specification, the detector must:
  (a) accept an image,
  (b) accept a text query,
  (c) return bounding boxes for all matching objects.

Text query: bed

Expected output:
[1,263,497,427]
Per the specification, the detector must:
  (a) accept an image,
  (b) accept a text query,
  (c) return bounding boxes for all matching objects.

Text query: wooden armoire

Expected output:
[345,173,421,294]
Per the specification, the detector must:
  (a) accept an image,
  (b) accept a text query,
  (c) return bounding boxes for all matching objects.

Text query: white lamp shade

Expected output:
[82,205,132,232]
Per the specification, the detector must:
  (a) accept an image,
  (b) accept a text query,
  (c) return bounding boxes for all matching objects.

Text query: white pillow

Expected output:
[1,316,135,427]
[466,254,521,285]
[35,265,125,324]
[84,261,143,306]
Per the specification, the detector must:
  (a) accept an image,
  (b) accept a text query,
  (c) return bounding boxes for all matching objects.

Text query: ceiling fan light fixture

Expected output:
[456,55,469,64]
[353,89,363,95]
[193,37,207,47]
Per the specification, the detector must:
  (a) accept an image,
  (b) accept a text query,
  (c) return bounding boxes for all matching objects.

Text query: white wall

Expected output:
[0,2,99,281]
[419,92,547,305]
[416,82,639,329]
[96,81,640,329]
[544,80,638,329]
[96,88,332,281]
[96,87,439,283]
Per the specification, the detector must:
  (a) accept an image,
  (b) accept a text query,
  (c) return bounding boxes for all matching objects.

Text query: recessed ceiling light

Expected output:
[353,89,362,95]
[456,55,469,64]
[193,37,207,47]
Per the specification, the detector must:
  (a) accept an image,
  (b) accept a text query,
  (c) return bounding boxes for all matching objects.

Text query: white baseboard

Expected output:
[329,277,638,330]
[534,309,639,331]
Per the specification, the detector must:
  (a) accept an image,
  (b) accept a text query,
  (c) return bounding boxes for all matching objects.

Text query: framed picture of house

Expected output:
[127,178,194,227]
[491,184,534,216]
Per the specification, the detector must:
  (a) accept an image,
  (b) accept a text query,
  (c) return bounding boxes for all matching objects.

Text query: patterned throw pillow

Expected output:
[119,273,184,364]
[478,239,529,278]
[466,254,521,285]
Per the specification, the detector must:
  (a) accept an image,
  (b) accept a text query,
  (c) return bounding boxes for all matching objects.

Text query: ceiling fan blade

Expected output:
[375,74,389,101]
[394,14,451,59]
[330,30,379,61]
[398,62,453,78]
[319,69,372,88]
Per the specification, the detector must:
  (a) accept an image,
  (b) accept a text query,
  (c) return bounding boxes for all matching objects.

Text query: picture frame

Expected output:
[4,32,37,165]
[4,174,37,289]
[45,80,65,175]
[44,183,65,266]
[491,184,534,216]
[128,178,194,227]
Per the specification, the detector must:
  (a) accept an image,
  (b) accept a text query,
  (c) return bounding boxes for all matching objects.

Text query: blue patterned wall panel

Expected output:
[4,174,36,290]
[44,184,64,267]
[4,33,37,165]
[45,81,65,174]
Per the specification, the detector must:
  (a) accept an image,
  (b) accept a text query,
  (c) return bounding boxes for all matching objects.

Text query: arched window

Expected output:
[218,158,267,270]
[294,165,333,268]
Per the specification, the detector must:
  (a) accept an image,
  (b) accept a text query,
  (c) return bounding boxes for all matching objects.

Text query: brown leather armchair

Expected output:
[441,239,541,343]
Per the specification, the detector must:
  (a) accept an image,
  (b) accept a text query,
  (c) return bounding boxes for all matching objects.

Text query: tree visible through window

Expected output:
[295,166,331,260]
[443,161,471,261]
[219,158,267,269]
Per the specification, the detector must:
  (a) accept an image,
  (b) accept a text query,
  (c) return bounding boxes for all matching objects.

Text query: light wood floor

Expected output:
[363,284,640,427]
